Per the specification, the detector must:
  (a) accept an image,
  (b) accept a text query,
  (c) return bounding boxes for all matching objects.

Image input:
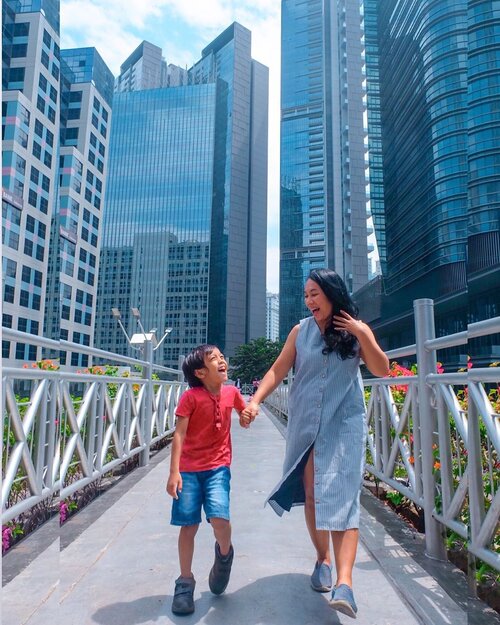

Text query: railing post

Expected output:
[139,339,154,467]
[414,298,446,560]
[467,395,484,596]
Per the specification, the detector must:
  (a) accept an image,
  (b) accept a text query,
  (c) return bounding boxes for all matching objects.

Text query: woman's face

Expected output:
[304,278,333,328]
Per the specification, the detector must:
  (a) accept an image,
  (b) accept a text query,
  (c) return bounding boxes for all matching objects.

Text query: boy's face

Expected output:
[195,348,228,387]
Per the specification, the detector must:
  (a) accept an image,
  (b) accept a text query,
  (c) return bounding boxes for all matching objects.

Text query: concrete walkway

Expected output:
[2,406,496,625]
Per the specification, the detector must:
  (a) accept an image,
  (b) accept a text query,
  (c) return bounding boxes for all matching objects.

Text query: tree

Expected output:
[229,337,284,384]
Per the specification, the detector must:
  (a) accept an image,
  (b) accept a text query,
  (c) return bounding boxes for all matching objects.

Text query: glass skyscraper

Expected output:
[361,0,499,362]
[280,0,369,338]
[95,23,269,367]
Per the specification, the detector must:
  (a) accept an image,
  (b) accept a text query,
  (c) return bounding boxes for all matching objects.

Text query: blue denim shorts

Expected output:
[171,466,231,526]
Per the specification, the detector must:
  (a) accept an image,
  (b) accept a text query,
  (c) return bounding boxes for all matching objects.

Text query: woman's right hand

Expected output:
[242,401,260,423]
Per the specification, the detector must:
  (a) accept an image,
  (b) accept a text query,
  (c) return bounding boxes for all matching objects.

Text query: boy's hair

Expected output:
[182,344,218,388]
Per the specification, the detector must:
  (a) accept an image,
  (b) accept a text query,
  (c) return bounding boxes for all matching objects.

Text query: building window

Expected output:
[11,44,28,58]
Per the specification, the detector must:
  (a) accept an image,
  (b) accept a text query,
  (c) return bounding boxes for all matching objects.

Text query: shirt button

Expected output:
[315,499,320,504]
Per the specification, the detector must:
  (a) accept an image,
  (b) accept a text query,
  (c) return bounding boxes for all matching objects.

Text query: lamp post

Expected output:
[111,306,173,466]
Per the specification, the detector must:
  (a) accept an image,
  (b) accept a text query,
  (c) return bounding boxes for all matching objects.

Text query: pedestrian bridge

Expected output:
[2,299,500,624]
[3,405,496,625]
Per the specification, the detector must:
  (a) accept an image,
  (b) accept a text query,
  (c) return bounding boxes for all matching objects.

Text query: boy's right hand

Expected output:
[239,413,251,428]
[167,471,182,499]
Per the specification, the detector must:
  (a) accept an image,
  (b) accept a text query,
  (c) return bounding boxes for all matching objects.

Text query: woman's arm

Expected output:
[243,324,299,420]
[333,311,389,377]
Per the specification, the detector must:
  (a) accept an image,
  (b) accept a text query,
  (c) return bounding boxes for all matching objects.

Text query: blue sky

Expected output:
[61,0,281,292]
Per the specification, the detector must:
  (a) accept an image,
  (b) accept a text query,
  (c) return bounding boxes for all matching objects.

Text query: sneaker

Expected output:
[329,583,358,619]
[310,561,333,592]
[172,575,196,615]
[208,542,234,595]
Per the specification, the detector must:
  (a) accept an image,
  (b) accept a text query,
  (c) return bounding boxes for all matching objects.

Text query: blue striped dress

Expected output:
[267,316,367,530]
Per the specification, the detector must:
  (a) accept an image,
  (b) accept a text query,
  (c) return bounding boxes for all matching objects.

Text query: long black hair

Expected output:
[307,268,359,359]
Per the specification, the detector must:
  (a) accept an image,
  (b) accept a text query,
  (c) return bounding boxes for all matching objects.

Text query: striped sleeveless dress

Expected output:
[267,316,367,530]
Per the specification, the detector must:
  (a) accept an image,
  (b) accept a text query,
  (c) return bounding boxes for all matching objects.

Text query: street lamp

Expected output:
[111,307,138,349]
[111,306,173,468]
[111,307,173,354]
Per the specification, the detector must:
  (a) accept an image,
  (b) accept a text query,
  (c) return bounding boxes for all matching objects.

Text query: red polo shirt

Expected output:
[176,385,246,472]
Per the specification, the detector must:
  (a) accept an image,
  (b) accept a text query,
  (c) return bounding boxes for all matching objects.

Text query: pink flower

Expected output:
[59,502,69,524]
[2,526,12,553]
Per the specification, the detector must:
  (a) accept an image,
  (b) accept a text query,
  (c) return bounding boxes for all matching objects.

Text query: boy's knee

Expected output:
[180,524,199,536]
[209,517,230,529]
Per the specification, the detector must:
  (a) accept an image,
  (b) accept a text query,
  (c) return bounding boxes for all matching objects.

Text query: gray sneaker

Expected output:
[329,583,358,619]
[209,542,234,595]
[310,561,332,592]
[172,576,196,615]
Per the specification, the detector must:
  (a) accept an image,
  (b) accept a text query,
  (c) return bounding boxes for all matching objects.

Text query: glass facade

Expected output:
[363,0,387,273]
[280,0,369,338]
[362,0,499,364]
[467,0,500,262]
[95,84,217,366]
[377,0,468,296]
[96,25,268,367]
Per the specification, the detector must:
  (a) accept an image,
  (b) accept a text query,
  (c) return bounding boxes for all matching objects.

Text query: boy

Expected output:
[166,344,247,615]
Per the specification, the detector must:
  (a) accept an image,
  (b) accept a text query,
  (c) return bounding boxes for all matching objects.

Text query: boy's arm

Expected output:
[233,390,250,428]
[166,416,189,498]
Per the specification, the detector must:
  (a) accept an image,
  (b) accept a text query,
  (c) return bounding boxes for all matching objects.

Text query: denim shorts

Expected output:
[171,466,231,526]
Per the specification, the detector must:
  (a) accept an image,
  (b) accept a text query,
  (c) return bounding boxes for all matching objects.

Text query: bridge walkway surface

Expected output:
[2,405,498,625]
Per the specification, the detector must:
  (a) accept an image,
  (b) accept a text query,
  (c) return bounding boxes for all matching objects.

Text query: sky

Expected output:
[61,0,282,293]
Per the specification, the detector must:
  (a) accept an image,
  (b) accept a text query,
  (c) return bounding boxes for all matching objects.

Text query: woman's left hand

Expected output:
[332,310,366,338]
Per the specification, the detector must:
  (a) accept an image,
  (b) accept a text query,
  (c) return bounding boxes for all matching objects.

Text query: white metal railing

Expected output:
[265,299,500,577]
[2,328,187,524]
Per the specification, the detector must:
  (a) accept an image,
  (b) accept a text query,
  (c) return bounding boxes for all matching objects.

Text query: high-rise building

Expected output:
[2,1,113,368]
[279,0,369,338]
[266,292,280,342]
[95,24,269,367]
[44,48,113,367]
[360,0,499,364]
[115,40,187,92]
[2,0,61,365]
[467,0,500,362]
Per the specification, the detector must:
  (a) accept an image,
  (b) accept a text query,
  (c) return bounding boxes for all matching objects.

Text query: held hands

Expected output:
[239,401,259,428]
[166,471,182,499]
[332,310,367,338]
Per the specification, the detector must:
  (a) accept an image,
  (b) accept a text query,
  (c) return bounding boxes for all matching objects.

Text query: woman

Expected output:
[243,268,389,619]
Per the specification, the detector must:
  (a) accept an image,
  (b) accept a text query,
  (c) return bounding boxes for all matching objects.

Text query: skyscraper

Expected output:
[114,40,187,93]
[2,0,61,365]
[44,48,113,367]
[359,0,500,361]
[266,292,280,342]
[360,0,500,364]
[95,23,269,367]
[279,0,369,337]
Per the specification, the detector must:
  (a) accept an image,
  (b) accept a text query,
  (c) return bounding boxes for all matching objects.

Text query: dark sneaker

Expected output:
[208,542,234,595]
[310,561,333,592]
[329,583,358,619]
[172,576,196,615]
